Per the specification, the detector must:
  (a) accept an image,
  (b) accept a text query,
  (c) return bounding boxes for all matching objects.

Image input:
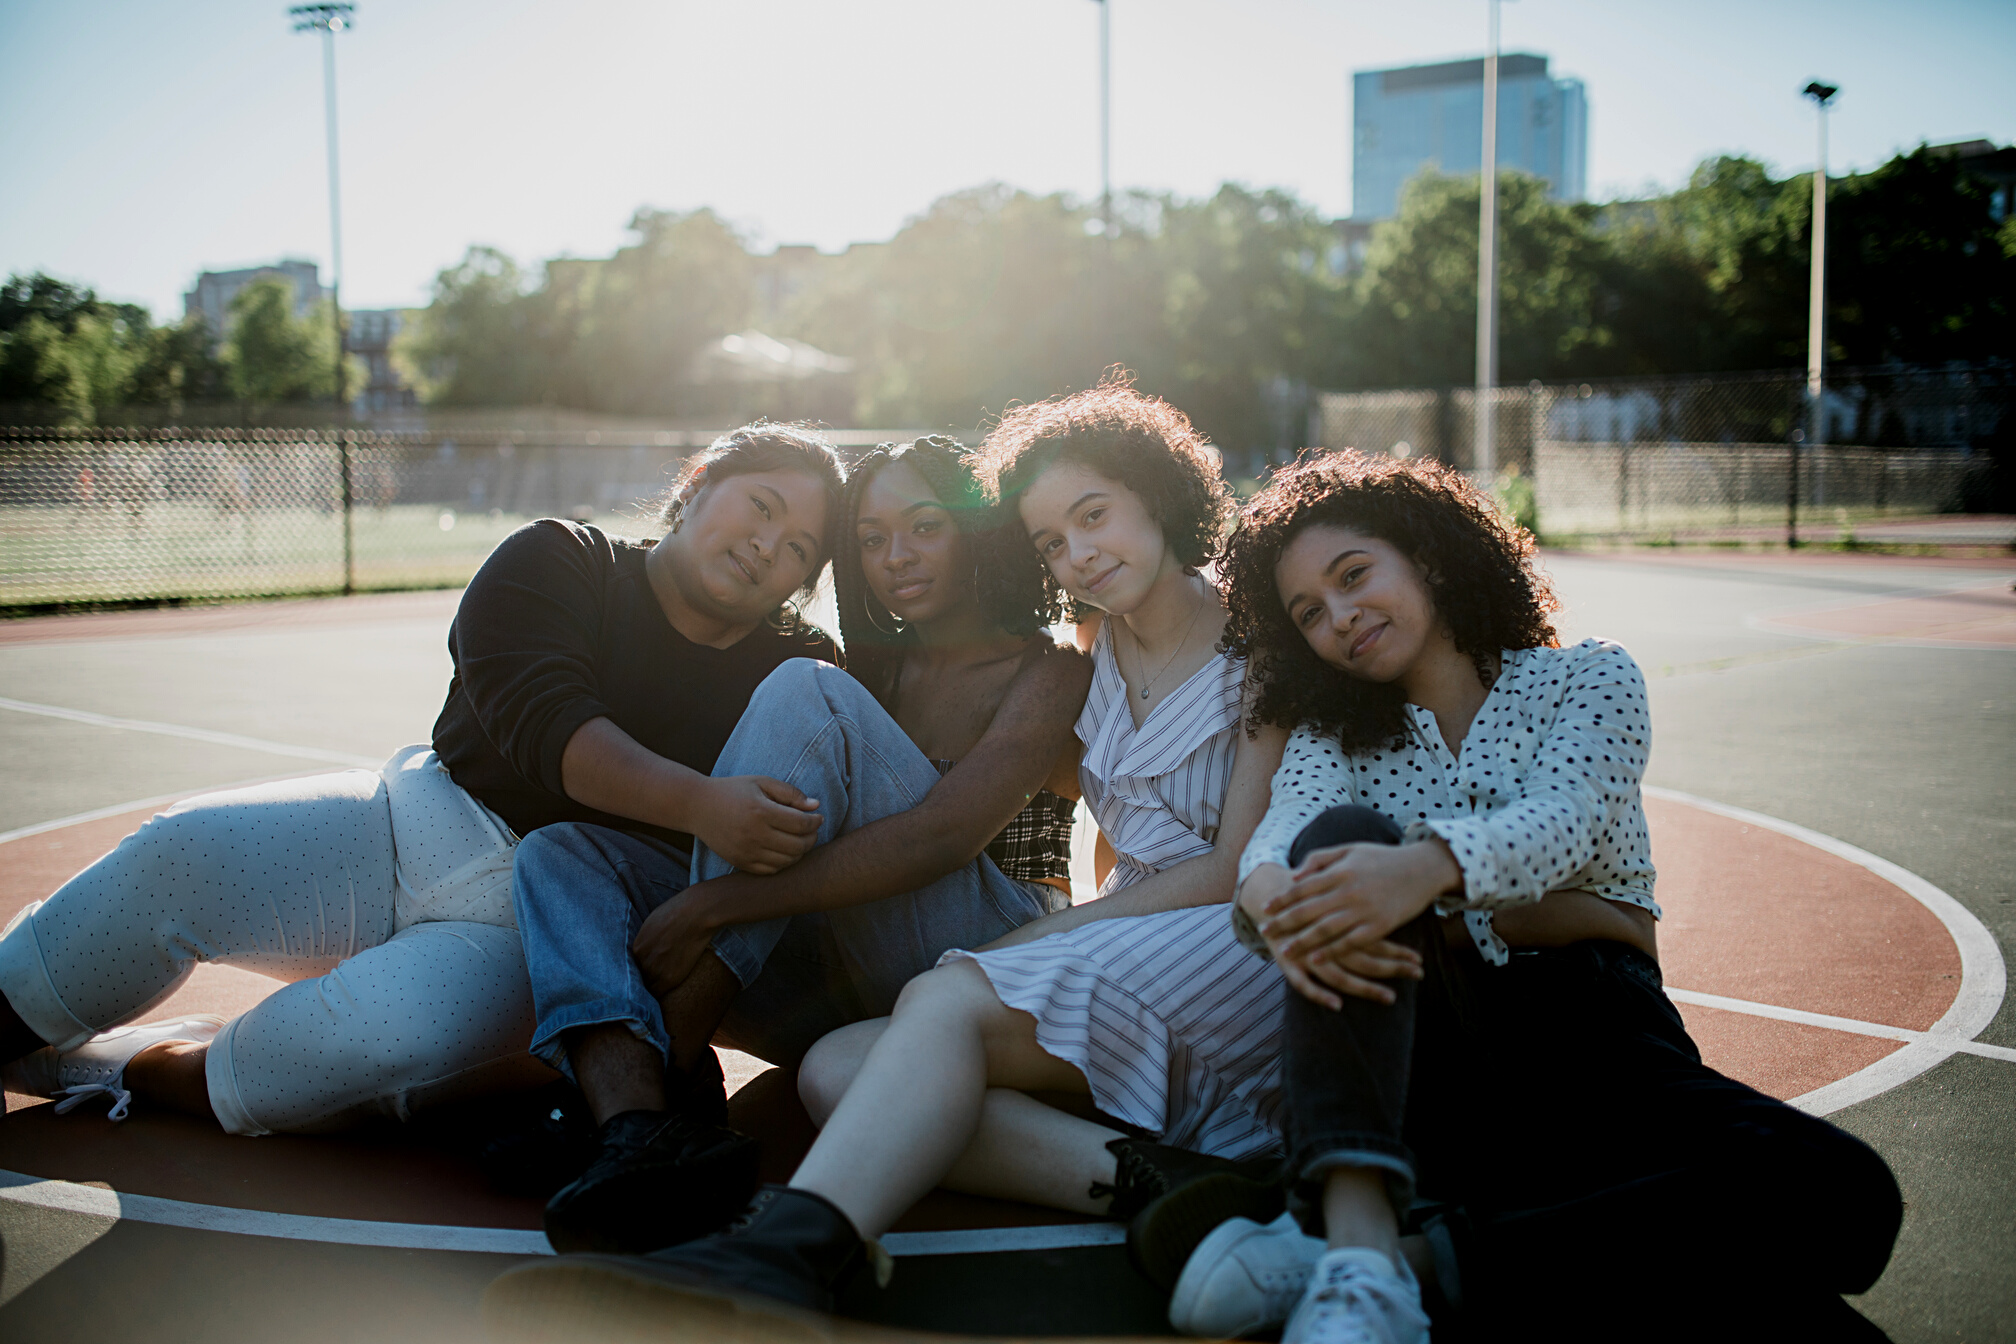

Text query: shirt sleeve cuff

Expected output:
[1406,816,1499,912]
[1229,902,1273,961]
[535,699,616,795]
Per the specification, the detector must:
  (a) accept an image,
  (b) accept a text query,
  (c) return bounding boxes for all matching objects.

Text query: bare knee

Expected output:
[798,1017,888,1125]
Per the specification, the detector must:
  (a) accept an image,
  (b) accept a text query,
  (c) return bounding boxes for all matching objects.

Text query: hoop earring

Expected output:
[863,592,905,637]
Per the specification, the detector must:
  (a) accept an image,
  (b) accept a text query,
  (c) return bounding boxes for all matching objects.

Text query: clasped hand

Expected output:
[1243,840,1458,1009]
[701,774,821,874]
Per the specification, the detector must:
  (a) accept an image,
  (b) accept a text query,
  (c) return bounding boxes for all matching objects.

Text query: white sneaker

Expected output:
[2,1015,226,1121]
[1169,1211,1327,1337]
[1280,1247,1431,1344]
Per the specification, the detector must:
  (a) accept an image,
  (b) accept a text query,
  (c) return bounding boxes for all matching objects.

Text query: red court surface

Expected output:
[1,786,1997,1248]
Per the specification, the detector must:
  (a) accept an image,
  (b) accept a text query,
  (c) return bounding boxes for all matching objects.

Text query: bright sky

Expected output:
[2,0,2011,319]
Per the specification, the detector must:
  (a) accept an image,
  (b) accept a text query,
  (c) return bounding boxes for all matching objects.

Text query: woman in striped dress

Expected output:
[484,381,1424,1325]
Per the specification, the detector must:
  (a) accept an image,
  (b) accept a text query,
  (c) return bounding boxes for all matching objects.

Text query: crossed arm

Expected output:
[631,644,1092,993]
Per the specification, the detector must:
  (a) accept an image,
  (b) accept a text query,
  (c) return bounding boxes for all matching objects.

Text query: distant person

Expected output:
[1151,451,1902,1343]
[0,425,843,1141]
[512,435,1089,1255]
[483,378,1343,1331]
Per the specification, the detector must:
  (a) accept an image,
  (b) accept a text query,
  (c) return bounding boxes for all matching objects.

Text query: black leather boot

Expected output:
[484,1185,876,1342]
[1102,1137,1285,1291]
[542,1105,760,1255]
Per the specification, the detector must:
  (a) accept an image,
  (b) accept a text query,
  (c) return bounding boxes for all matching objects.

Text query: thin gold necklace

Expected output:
[1124,587,1206,701]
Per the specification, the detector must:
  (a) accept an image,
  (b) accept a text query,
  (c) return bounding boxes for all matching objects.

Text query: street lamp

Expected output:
[290,4,353,413]
[1803,80,1838,451]
[1474,0,1508,478]
[1792,79,1837,550]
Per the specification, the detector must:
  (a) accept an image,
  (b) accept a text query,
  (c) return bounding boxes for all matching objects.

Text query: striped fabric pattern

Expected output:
[944,624,1288,1161]
[1076,620,1245,895]
[953,904,1286,1160]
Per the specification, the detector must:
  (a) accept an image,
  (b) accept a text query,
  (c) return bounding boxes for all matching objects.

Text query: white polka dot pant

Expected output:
[0,747,549,1134]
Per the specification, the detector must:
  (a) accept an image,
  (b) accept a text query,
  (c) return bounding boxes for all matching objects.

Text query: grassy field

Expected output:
[0,503,658,607]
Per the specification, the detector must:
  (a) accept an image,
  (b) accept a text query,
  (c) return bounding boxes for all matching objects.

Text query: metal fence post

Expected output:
[339,430,356,593]
[1787,432,1801,550]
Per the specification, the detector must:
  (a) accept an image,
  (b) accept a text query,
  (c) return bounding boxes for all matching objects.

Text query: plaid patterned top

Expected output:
[931,760,1076,891]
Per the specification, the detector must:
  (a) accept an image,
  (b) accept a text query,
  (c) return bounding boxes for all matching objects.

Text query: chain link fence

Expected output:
[0,426,913,609]
[1308,366,2011,541]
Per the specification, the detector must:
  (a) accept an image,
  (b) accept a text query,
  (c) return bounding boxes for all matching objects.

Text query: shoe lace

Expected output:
[53,1082,132,1121]
[1087,1142,1166,1214]
[1297,1262,1418,1344]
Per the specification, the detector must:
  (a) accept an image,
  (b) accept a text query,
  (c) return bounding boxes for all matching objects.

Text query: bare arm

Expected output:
[633,644,1092,987]
[977,721,1289,950]
[560,716,820,875]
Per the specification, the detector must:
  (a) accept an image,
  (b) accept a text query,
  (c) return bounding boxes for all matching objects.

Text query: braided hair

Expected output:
[835,435,1058,699]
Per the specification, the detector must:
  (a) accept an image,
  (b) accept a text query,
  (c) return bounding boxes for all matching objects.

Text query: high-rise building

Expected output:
[1352,54,1587,221]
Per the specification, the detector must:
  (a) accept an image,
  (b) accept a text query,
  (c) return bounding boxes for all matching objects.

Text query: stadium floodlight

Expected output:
[290,5,354,413]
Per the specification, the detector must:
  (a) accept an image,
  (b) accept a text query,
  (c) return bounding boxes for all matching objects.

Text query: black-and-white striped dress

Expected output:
[941,622,1287,1161]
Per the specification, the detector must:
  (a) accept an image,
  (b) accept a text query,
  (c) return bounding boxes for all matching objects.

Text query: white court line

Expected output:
[1645,785,2009,1115]
[0,1169,1119,1258]
[1665,988,2016,1065]
[0,773,326,848]
[0,696,380,770]
[0,793,2001,1254]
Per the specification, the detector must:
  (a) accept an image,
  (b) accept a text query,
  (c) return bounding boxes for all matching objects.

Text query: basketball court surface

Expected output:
[1,547,2011,1341]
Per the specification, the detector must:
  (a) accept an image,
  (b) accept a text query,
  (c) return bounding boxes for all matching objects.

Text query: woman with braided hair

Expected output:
[514,434,1090,1256]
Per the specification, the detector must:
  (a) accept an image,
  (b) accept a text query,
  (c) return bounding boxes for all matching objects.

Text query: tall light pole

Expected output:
[1803,81,1838,452]
[1093,0,1111,238]
[291,4,353,414]
[1474,0,1504,478]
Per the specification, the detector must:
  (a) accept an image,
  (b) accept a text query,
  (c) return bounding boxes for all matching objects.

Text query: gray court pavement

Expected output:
[0,549,2012,1341]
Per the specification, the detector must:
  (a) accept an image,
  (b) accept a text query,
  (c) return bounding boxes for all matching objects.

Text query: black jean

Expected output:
[1281,805,1903,1342]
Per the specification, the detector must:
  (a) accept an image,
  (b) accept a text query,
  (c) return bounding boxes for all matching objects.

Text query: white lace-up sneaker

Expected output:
[2,1015,226,1121]
[1280,1246,1431,1344]
[1169,1211,1327,1337]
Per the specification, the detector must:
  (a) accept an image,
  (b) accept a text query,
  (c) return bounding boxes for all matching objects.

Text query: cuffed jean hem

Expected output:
[0,904,97,1052]
[709,919,779,991]
[525,998,671,1077]
[1288,1137,1418,1233]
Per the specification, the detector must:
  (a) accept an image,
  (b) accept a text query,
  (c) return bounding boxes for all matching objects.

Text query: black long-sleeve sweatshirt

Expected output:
[430,519,836,849]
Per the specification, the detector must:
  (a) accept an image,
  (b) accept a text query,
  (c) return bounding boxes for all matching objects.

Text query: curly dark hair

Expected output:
[972,372,1233,612]
[1220,450,1559,752]
[835,435,1058,699]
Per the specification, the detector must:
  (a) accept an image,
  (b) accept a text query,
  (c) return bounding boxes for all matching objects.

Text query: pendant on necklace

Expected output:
[1141,686,1150,700]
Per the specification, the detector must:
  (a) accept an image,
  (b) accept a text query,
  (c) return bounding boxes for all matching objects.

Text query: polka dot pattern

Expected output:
[1238,639,1659,966]
[2,747,539,1134]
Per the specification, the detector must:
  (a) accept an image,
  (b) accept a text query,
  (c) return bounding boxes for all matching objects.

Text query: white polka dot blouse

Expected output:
[1237,639,1660,966]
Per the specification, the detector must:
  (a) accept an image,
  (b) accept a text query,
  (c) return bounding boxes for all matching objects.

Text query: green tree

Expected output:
[1339,171,1614,389]
[220,276,356,403]
[1828,145,2016,366]
[573,208,753,415]
[395,246,550,405]
[0,272,220,422]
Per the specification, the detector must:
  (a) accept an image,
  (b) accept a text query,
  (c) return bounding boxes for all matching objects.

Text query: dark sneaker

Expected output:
[485,1185,876,1342]
[541,1108,760,1255]
[447,1078,600,1198]
[1103,1137,1285,1292]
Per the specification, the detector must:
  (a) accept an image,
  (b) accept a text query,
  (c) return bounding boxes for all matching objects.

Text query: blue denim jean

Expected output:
[512,658,1053,1072]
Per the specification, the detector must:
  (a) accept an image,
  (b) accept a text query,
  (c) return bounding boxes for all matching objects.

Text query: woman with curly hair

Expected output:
[485,380,1413,1331]
[515,435,1090,1256]
[1150,451,1902,1344]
